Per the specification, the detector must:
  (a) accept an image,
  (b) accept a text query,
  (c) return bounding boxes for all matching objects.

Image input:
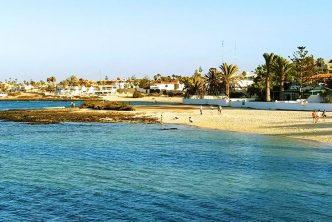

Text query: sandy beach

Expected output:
[135,105,332,145]
[102,95,183,103]
[1,94,330,144]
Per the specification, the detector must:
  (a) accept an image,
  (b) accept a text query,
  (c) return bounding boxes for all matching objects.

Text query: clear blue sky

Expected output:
[0,0,331,81]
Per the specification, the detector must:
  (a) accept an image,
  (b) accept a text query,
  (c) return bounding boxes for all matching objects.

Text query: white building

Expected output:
[114,81,126,89]
[94,85,117,95]
[150,81,184,92]
[232,72,255,93]
[55,86,92,97]
[22,84,35,92]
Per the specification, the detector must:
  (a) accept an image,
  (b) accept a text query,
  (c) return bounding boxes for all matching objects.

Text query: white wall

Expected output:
[183,98,229,106]
[183,98,332,111]
[150,84,175,91]
[246,102,332,111]
[136,87,149,93]
[307,95,322,103]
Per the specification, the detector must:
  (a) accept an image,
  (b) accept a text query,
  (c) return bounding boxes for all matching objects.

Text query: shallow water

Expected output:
[0,100,176,110]
[0,122,331,221]
[0,100,84,110]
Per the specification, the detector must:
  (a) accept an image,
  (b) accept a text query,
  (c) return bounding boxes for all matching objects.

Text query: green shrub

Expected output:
[133,91,143,98]
[80,101,134,111]
[117,89,125,94]
[323,97,332,103]
[148,92,162,97]
[117,88,135,94]
[166,90,184,97]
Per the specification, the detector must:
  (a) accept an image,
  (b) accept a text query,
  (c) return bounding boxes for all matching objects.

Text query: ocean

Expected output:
[0,100,177,110]
[0,101,331,221]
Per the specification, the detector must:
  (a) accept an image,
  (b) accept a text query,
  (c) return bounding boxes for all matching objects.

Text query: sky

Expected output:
[0,0,331,82]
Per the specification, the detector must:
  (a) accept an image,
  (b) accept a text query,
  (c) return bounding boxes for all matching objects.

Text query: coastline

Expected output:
[0,93,183,103]
[134,105,332,145]
[0,102,331,145]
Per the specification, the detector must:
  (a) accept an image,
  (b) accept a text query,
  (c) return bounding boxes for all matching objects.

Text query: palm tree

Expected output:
[67,75,78,87]
[205,68,222,95]
[47,76,56,87]
[316,57,326,73]
[191,69,205,98]
[272,56,293,101]
[183,69,205,98]
[59,80,69,88]
[153,73,162,81]
[219,63,239,98]
[78,78,90,87]
[263,53,276,101]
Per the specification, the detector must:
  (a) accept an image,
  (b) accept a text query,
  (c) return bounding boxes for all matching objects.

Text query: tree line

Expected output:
[1,46,330,100]
[183,46,331,101]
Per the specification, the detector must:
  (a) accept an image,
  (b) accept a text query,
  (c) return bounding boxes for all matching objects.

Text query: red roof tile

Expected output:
[309,73,332,79]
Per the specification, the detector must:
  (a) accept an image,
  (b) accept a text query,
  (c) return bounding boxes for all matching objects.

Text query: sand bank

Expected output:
[102,95,183,103]
[135,105,332,145]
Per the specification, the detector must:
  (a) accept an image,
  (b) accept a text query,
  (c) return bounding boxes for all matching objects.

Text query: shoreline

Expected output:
[166,122,330,147]
[0,103,331,145]
[134,105,332,145]
[0,93,183,103]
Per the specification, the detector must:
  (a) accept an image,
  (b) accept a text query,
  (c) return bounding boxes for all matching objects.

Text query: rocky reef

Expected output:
[0,108,158,124]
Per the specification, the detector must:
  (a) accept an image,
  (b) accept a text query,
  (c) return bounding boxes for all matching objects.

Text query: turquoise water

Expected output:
[0,121,331,221]
[0,100,84,110]
[0,100,177,110]
[125,101,179,106]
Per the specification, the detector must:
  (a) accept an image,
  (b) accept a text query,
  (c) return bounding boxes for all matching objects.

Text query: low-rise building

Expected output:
[149,81,184,92]
[94,84,117,95]
[232,72,255,94]
[21,84,35,92]
[327,59,332,73]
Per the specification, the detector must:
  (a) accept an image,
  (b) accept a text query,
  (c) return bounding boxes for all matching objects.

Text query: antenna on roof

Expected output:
[233,40,239,64]
[99,69,102,81]
[221,40,224,63]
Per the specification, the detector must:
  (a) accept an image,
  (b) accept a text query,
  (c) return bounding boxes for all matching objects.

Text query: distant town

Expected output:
[1,47,332,103]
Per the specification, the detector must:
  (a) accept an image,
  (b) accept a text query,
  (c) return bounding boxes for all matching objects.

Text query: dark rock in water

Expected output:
[159,128,178,130]
[0,109,159,124]
[27,121,61,125]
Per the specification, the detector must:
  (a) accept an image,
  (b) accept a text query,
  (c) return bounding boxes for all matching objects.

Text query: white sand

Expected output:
[102,95,183,103]
[135,105,332,145]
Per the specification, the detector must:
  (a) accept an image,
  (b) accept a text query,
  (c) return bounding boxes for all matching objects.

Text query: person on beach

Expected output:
[322,110,327,120]
[317,110,322,118]
[200,106,203,115]
[312,110,317,123]
[218,106,222,114]
[316,110,323,123]
[160,113,163,124]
